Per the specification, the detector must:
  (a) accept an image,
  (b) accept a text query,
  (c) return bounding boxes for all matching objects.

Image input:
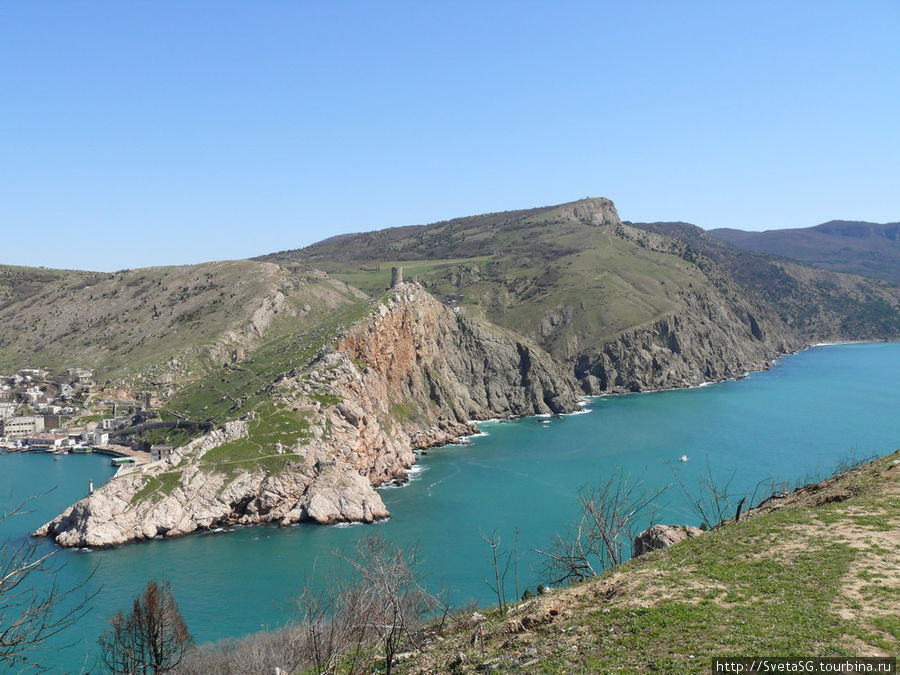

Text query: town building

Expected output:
[101,417,131,431]
[25,432,68,452]
[3,415,46,438]
[81,431,109,446]
[150,444,174,461]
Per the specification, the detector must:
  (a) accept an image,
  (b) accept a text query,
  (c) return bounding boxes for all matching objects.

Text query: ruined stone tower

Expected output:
[390,266,403,288]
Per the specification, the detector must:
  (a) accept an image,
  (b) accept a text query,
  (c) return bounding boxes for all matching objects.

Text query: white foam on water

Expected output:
[562,408,592,416]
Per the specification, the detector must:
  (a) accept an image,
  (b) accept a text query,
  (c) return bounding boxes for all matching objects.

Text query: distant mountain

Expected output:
[709,220,900,283]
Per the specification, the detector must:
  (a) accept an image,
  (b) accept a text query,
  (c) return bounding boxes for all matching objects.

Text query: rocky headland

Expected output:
[36,284,582,547]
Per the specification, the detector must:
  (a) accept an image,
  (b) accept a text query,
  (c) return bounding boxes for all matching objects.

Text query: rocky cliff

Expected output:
[573,287,801,393]
[36,284,582,547]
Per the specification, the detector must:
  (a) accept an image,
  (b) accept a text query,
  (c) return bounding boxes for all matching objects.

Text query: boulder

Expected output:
[632,524,703,557]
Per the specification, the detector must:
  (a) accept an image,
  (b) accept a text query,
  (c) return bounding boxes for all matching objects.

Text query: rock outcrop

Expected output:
[36,284,583,547]
[632,524,704,557]
[552,197,621,227]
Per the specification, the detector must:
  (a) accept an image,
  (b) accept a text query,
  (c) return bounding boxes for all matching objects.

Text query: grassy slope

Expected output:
[156,296,373,476]
[261,202,724,360]
[258,200,900,364]
[0,260,366,383]
[402,451,900,673]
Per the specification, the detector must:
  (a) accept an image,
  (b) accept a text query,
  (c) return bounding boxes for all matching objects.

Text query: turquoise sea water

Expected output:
[1,342,899,670]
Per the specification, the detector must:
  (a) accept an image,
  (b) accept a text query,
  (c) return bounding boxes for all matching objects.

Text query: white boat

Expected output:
[679,454,689,462]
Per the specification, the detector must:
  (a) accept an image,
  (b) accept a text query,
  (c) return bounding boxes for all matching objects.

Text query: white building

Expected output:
[151,444,174,461]
[81,431,109,446]
[3,416,46,438]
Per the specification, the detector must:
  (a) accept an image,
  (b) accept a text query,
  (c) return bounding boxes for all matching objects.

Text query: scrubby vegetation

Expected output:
[156,451,899,673]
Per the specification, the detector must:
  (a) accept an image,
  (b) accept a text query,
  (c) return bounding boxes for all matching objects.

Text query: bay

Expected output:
[1,342,898,671]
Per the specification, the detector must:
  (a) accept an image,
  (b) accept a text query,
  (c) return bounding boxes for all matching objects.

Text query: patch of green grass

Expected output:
[130,476,159,504]
[200,404,312,478]
[128,470,183,504]
[309,392,342,407]
[388,401,417,421]
[872,615,899,641]
[141,426,205,447]
[158,470,182,496]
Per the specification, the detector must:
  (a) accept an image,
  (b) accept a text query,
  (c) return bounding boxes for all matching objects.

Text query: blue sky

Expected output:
[2,1,898,271]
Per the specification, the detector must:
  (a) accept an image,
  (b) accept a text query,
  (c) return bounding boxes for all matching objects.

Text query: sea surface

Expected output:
[1,342,898,670]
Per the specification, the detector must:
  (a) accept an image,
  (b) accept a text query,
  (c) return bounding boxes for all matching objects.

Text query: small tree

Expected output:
[99,578,193,674]
[671,458,737,530]
[481,529,513,615]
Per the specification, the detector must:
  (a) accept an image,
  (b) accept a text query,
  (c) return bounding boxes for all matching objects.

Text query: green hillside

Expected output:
[399,451,900,673]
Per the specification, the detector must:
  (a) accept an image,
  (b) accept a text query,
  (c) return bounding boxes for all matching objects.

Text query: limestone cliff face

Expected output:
[552,197,621,227]
[574,289,802,393]
[36,284,582,548]
[338,283,582,421]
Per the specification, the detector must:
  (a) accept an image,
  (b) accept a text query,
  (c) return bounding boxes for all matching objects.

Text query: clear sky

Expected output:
[2,1,898,271]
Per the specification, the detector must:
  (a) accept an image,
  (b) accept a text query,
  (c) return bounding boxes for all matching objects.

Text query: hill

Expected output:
[0,261,367,383]
[260,198,900,392]
[397,450,900,672]
[709,220,900,283]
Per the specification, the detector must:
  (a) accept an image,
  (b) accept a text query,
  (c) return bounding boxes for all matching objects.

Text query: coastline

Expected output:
[438,338,898,450]
[23,339,900,548]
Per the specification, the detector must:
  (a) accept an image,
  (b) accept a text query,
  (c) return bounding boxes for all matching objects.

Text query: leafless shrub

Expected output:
[481,529,513,615]
[533,469,667,586]
[1,497,97,670]
[671,458,737,531]
[832,450,877,477]
[177,535,446,675]
[342,535,446,674]
[99,578,193,674]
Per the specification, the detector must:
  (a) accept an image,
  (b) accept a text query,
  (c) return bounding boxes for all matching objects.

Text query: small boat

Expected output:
[679,454,689,462]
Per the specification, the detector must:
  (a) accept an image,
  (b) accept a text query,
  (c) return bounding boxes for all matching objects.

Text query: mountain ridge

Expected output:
[709,219,900,283]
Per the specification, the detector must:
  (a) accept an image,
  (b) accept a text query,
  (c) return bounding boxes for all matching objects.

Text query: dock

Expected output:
[93,444,152,466]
